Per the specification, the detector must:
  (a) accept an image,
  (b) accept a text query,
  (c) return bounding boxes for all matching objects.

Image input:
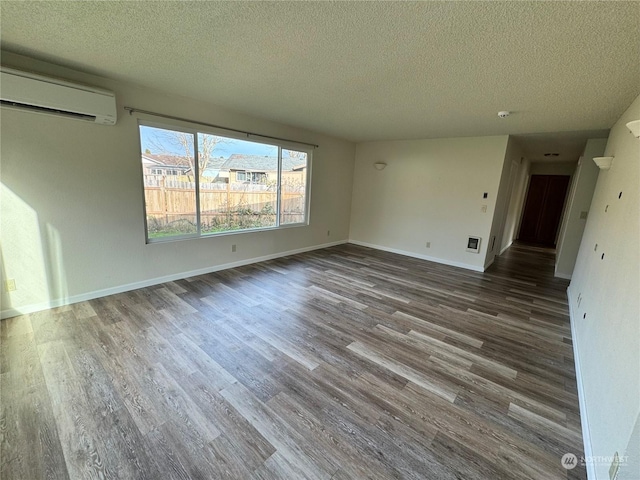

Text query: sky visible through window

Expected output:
[140,125,283,158]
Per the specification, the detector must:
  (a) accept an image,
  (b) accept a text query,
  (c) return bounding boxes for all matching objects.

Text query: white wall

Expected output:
[501,157,530,252]
[568,94,640,480]
[484,137,524,267]
[619,415,640,480]
[0,52,356,317]
[349,135,509,271]
[555,138,607,279]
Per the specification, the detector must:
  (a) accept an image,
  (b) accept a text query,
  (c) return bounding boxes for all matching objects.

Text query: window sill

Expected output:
[145,222,309,244]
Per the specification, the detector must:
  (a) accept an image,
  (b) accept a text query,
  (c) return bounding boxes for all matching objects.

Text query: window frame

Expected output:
[138,119,312,244]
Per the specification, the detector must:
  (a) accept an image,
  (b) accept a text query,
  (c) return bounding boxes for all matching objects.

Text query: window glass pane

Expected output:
[198,134,278,234]
[140,125,197,239]
[281,149,308,225]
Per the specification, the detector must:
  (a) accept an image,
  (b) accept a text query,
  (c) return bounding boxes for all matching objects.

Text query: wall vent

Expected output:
[466,236,481,253]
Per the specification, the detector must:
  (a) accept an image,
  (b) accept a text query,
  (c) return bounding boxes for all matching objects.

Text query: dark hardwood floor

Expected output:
[1,243,586,479]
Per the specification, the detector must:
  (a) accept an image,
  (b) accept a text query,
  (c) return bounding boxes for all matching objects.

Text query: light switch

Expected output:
[4,279,16,292]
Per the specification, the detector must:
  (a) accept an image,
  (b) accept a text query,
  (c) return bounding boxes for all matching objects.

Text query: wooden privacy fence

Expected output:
[144,177,306,227]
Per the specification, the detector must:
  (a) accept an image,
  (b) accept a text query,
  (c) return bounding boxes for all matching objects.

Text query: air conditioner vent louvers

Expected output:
[1,100,96,121]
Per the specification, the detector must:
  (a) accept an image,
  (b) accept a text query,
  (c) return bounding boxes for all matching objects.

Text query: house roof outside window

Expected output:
[221,154,306,172]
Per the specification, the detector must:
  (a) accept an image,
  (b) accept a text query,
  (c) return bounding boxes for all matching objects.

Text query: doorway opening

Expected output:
[518,174,570,247]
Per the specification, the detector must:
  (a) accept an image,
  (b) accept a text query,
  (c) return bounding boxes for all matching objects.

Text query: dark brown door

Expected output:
[518,175,570,246]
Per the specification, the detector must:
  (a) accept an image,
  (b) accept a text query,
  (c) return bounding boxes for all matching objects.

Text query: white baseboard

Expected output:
[348,239,485,272]
[567,287,596,480]
[499,241,513,255]
[1,240,348,320]
[555,271,573,280]
[484,256,495,270]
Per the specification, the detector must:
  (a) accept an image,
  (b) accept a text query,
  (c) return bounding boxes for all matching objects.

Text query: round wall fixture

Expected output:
[373,162,387,171]
[497,111,510,118]
[593,156,614,170]
[626,120,640,138]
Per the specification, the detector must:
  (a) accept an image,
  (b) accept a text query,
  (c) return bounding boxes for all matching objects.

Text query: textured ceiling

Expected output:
[1,1,639,142]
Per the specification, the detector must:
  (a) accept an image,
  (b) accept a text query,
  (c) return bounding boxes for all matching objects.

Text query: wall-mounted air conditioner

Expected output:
[0,66,117,125]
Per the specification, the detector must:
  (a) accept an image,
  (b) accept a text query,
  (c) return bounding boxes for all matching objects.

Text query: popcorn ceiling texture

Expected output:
[1,1,639,142]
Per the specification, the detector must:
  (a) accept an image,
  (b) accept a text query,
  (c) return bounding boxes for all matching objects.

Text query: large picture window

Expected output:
[139,123,310,242]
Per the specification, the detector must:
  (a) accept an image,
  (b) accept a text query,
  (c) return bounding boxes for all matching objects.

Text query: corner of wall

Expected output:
[349,135,511,272]
[555,138,607,280]
[485,136,524,266]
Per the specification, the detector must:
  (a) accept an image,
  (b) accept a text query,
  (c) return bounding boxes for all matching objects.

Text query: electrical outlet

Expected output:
[231,244,237,253]
[426,242,431,248]
[327,230,330,237]
[481,205,487,213]
[609,452,620,480]
[4,279,16,292]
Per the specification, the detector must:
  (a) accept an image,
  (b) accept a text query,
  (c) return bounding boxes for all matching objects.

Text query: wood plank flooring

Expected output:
[1,243,586,479]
